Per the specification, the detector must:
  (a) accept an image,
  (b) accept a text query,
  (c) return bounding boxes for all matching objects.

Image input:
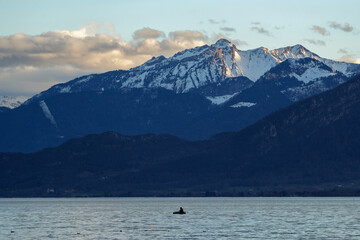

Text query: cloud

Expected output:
[311,25,329,36]
[0,23,213,95]
[133,27,165,40]
[338,48,348,54]
[337,55,360,64]
[208,19,226,25]
[0,25,208,72]
[329,22,354,32]
[56,20,115,38]
[251,22,260,25]
[336,48,360,64]
[220,27,236,32]
[274,26,285,30]
[304,39,326,46]
[213,34,247,47]
[168,30,208,42]
[0,65,91,96]
[209,19,219,24]
[251,26,270,36]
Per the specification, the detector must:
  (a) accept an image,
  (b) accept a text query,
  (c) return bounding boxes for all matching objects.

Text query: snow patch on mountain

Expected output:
[321,59,360,77]
[76,75,94,84]
[172,45,208,61]
[206,93,238,105]
[39,100,57,127]
[231,102,257,108]
[292,67,336,84]
[235,47,279,81]
[270,44,319,61]
[282,75,347,102]
[0,96,29,109]
[59,86,71,93]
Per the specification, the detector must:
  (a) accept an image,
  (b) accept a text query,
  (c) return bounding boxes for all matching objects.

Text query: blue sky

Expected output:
[0,0,359,96]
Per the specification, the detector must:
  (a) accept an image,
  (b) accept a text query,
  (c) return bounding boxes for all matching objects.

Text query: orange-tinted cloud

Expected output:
[311,25,329,36]
[0,22,247,95]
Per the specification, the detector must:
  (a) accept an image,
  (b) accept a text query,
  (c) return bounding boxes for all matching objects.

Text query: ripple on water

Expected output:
[0,197,360,239]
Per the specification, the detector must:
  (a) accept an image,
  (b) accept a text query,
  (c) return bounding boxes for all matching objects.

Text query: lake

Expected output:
[0,197,359,239]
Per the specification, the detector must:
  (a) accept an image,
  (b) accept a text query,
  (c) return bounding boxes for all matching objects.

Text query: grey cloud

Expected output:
[220,27,236,32]
[133,27,165,40]
[208,19,226,25]
[213,34,247,47]
[304,39,326,46]
[209,19,220,24]
[251,22,260,25]
[338,48,348,54]
[168,30,208,41]
[232,39,247,47]
[311,25,329,36]
[329,22,354,32]
[251,26,270,36]
[274,26,285,30]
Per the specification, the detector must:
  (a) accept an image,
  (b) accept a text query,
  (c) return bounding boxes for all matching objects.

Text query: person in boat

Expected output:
[173,207,185,214]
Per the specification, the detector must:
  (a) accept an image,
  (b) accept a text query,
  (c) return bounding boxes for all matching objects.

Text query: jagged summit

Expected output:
[270,44,319,61]
[29,39,360,103]
[3,39,360,153]
[212,38,234,48]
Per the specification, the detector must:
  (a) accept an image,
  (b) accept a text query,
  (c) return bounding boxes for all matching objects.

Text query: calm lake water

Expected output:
[0,197,360,239]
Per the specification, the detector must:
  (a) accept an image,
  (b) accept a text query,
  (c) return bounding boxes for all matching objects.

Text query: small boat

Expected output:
[173,210,186,214]
[173,207,186,214]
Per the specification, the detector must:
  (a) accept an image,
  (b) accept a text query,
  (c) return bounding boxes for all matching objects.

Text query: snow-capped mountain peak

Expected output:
[270,44,319,61]
[0,96,29,109]
[212,38,234,49]
[28,39,360,103]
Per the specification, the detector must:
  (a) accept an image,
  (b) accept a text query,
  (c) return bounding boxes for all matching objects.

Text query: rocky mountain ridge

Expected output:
[1,39,359,152]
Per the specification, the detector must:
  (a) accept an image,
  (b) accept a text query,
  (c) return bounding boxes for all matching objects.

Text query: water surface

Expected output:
[1,197,359,239]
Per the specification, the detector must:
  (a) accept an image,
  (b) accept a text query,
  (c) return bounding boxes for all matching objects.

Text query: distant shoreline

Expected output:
[2,188,360,198]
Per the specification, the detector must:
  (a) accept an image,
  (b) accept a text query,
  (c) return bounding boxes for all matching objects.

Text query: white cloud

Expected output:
[0,65,91,96]
[337,55,360,64]
[0,24,210,72]
[0,23,214,96]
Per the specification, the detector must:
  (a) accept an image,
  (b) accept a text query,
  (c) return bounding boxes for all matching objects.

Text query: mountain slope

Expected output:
[1,74,360,196]
[1,39,359,152]
[210,73,360,186]
[27,39,360,103]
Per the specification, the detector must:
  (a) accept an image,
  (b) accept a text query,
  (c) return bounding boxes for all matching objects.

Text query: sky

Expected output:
[0,0,359,96]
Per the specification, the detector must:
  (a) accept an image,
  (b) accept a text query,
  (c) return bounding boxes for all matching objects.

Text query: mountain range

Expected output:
[0,96,28,111]
[1,74,359,197]
[1,39,360,152]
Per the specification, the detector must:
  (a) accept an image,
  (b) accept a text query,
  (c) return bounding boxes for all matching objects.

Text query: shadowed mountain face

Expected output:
[1,75,360,197]
[0,39,359,152]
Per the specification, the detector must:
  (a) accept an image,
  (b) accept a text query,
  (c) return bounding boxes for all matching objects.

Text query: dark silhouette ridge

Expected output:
[0,74,360,197]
